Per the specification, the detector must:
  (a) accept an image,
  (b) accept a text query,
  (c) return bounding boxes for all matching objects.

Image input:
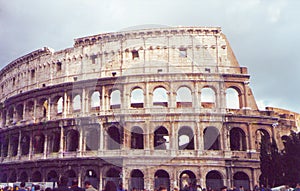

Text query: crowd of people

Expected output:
[0,182,299,191]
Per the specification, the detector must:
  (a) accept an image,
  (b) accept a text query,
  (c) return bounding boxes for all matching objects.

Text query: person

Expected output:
[294,183,300,191]
[45,188,52,191]
[70,179,84,191]
[220,186,227,191]
[117,184,125,191]
[84,181,97,191]
[53,176,70,191]
[19,182,27,191]
[158,186,167,191]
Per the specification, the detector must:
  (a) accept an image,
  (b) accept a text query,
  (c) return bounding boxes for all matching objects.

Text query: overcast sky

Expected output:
[0,0,299,113]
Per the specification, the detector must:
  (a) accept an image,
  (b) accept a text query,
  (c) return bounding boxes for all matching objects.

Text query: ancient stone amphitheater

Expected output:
[0,26,298,191]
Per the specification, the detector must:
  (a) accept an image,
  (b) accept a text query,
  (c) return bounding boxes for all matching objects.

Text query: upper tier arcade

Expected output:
[0,27,247,103]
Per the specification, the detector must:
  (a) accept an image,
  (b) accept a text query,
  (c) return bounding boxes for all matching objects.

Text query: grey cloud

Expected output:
[0,0,299,112]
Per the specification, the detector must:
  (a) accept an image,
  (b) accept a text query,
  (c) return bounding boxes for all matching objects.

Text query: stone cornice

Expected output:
[74,26,222,47]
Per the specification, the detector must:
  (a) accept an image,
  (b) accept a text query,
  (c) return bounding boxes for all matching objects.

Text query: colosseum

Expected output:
[0,26,299,191]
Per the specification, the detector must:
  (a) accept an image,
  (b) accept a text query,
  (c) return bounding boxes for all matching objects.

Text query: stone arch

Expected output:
[48,131,60,153]
[86,127,99,151]
[21,134,30,155]
[66,129,79,152]
[154,170,170,191]
[107,126,121,150]
[154,126,169,150]
[233,171,250,190]
[26,100,34,120]
[16,104,24,121]
[33,133,45,154]
[131,87,144,108]
[38,98,48,118]
[8,106,14,123]
[104,168,121,191]
[90,91,101,109]
[85,169,98,189]
[10,135,19,157]
[131,126,144,149]
[2,135,9,157]
[153,87,168,107]
[110,89,121,109]
[1,173,7,183]
[56,96,63,114]
[73,94,81,111]
[47,170,58,182]
[201,87,216,108]
[255,129,271,151]
[205,170,223,191]
[204,126,220,150]
[19,171,28,182]
[8,170,17,182]
[176,86,192,108]
[64,169,77,186]
[130,169,144,191]
[179,170,197,191]
[32,170,42,182]
[178,126,194,150]
[230,127,247,151]
[226,87,240,109]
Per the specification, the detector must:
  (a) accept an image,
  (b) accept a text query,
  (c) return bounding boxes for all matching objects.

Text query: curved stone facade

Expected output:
[0,27,298,191]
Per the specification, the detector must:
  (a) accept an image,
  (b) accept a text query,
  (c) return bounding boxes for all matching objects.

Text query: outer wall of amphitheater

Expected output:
[0,27,298,191]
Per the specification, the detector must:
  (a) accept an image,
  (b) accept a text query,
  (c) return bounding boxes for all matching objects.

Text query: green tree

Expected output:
[281,131,300,186]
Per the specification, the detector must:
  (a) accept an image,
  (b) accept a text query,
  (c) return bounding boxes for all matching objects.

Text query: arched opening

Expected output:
[1,173,7,183]
[110,89,121,109]
[33,133,45,154]
[179,170,196,191]
[21,135,30,155]
[255,129,270,151]
[57,97,63,114]
[130,169,144,191]
[201,87,216,108]
[154,170,170,191]
[176,87,192,108]
[19,172,28,182]
[32,171,42,182]
[233,172,250,191]
[85,169,98,189]
[48,132,60,153]
[2,136,9,157]
[91,91,101,110]
[204,127,220,150]
[107,126,121,150]
[154,126,169,150]
[39,98,48,118]
[66,130,79,152]
[131,88,144,108]
[73,94,81,111]
[16,104,24,121]
[153,87,168,107]
[65,169,77,187]
[10,135,19,157]
[47,170,58,183]
[86,128,99,151]
[178,127,194,150]
[226,88,240,109]
[105,168,121,191]
[131,126,144,149]
[8,171,16,182]
[26,101,34,120]
[205,171,223,191]
[8,107,14,123]
[230,128,247,151]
